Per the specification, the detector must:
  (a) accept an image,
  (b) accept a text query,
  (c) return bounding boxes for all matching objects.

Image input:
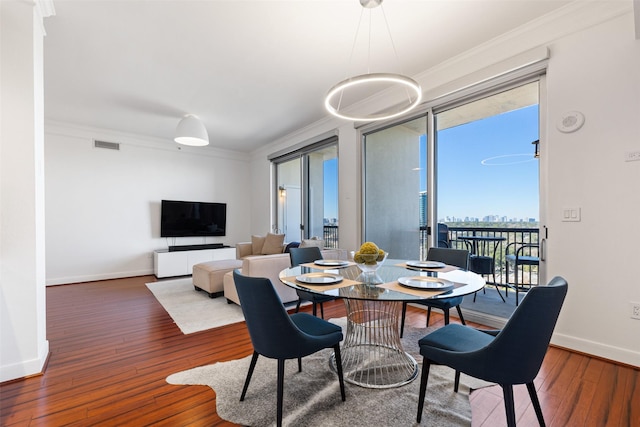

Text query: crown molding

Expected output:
[415,0,632,86]
[44,120,248,162]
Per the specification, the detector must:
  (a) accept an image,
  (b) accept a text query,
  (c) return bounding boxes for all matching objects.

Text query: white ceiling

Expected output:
[43,0,572,152]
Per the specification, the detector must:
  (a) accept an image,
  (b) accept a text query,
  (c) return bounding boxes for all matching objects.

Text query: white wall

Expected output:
[544,11,640,366]
[44,124,251,285]
[1,1,49,382]
[250,3,640,366]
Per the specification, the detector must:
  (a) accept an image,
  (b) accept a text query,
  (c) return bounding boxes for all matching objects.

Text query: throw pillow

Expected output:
[261,233,285,254]
[284,241,300,253]
[299,238,324,249]
[251,235,266,255]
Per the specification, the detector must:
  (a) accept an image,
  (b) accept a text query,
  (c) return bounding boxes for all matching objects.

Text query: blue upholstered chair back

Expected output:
[468,276,567,384]
[233,270,339,360]
[437,223,450,248]
[427,247,469,269]
[289,246,323,266]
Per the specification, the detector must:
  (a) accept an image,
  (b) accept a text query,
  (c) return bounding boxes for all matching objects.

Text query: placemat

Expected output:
[378,280,464,298]
[281,275,360,292]
[300,261,356,270]
[395,262,458,273]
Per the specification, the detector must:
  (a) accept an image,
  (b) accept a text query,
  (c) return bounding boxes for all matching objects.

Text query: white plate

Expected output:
[406,260,446,269]
[296,272,343,285]
[397,276,454,291]
[314,260,349,267]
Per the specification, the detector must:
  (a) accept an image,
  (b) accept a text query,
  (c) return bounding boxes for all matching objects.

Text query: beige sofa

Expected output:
[223,242,347,306]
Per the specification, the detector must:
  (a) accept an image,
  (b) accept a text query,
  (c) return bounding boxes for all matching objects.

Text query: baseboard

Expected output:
[458,308,508,330]
[411,303,639,367]
[0,340,49,383]
[407,303,507,330]
[551,333,640,368]
[46,269,154,286]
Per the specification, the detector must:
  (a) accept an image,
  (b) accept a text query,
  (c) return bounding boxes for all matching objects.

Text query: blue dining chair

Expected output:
[400,247,470,337]
[232,270,346,427]
[416,276,568,426]
[289,246,336,319]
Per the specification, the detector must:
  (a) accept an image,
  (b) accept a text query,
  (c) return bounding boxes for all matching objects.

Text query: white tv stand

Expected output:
[153,246,235,278]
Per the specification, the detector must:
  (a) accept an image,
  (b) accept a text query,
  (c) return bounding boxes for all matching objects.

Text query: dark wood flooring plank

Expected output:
[1,275,638,427]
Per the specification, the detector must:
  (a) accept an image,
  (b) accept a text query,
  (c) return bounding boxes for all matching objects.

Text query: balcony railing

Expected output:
[323,225,339,249]
[323,224,539,287]
[422,225,540,287]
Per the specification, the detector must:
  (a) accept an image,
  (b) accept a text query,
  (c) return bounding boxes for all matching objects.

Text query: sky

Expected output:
[434,105,539,220]
[323,104,539,222]
[324,157,338,220]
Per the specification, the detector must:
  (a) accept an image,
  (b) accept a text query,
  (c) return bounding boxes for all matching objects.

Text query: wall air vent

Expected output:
[93,140,120,150]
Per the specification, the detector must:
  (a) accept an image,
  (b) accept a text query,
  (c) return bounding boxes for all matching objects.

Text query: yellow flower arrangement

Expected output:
[353,242,386,265]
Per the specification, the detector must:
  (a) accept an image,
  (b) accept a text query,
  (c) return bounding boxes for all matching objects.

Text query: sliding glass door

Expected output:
[275,158,302,242]
[434,81,541,288]
[363,116,427,260]
[362,79,542,297]
[274,140,339,247]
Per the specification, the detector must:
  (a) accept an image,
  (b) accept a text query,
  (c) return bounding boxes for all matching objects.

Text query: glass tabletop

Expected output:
[279,259,485,302]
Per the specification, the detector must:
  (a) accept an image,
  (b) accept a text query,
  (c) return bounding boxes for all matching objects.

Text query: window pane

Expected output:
[364,116,427,259]
[435,82,539,224]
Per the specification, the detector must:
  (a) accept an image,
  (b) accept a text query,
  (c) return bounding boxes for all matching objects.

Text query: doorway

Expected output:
[274,140,339,246]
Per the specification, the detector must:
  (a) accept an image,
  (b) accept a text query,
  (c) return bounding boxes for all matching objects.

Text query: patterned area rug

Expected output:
[167,320,492,426]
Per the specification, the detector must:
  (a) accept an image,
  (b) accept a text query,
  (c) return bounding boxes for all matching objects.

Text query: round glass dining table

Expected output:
[279,259,485,389]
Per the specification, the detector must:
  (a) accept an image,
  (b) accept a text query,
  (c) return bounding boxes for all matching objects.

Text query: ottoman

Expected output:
[192,259,242,298]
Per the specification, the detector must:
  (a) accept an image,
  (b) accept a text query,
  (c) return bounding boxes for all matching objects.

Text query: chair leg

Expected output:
[505,261,510,298]
[319,302,325,319]
[400,302,407,338]
[502,385,517,427]
[443,308,450,325]
[276,359,285,427]
[333,344,346,401]
[527,382,546,427]
[312,302,317,316]
[426,307,432,326]
[454,370,461,392]
[515,267,520,306]
[416,358,431,423]
[298,357,302,372]
[455,305,466,325]
[240,351,259,401]
[295,299,302,313]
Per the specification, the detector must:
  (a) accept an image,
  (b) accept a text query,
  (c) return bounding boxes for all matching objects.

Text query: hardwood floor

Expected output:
[1,275,638,426]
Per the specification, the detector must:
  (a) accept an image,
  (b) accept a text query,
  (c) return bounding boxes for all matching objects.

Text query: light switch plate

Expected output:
[562,207,581,222]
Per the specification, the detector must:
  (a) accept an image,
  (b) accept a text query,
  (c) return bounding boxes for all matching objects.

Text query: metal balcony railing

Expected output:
[323,225,339,249]
[324,224,539,287]
[422,225,540,287]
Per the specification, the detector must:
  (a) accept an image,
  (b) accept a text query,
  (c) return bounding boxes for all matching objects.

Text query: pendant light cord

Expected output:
[380,4,414,106]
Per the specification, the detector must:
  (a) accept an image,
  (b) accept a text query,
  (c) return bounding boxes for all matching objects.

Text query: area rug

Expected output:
[146,278,244,334]
[167,321,492,426]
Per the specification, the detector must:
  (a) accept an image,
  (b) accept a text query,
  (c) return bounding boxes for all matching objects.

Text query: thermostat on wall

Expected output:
[557,111,585,133]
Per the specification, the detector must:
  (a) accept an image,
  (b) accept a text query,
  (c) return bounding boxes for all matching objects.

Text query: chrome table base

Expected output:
[331,298,418,388]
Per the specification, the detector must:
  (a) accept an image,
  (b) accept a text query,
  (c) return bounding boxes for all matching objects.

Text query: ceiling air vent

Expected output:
[93,140,120,150]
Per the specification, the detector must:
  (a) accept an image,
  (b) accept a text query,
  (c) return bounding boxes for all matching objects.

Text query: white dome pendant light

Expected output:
[174,114,209,146]
[325,0,422,122]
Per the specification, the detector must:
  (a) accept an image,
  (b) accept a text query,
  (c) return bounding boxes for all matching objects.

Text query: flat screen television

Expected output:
[160,200,226,237]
